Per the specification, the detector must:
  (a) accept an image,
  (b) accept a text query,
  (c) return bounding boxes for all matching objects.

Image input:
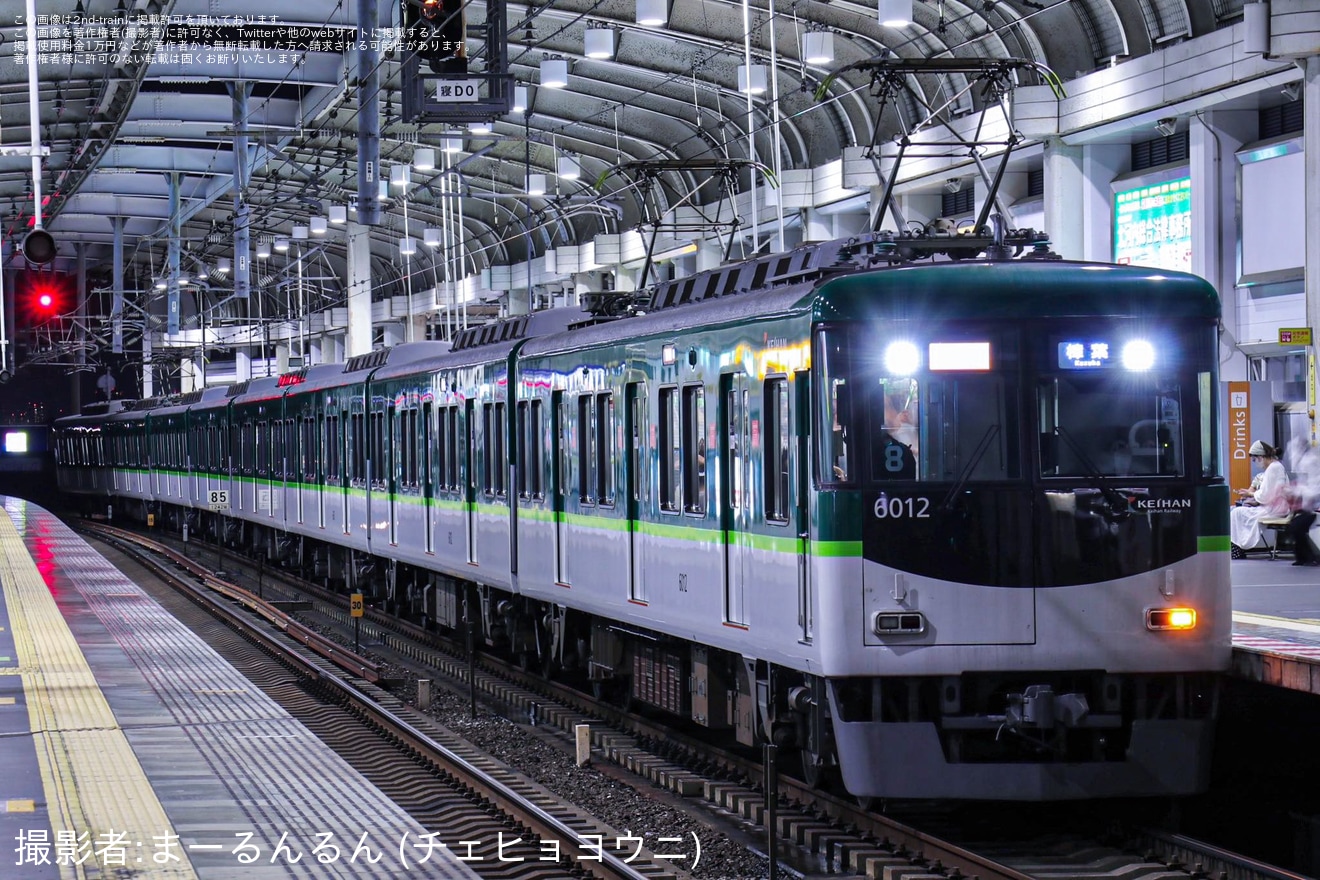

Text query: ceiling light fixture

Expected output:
[217,256,231,273]
[541,57,568,88]
[526,173,547,196]
[512,85,528,113]
[274,237,290,253]
[441,135,463,153]
[584,27,615,59]
[879,0,913,27]
[292,225,309,240]
[557,154,581,180]
[329,205,347,224]
[468,120,491,135]
[390,164,411,189]
[413,147,436,171]
[802,31,835,65]
[737,64,768,95]
[310,216,327,235]
[256,239,271,258]
[635,0,668,27]
[424,228,442,247]
[399,236,417,257]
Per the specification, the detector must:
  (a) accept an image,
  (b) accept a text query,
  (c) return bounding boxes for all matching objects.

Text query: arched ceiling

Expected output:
[0,0,1249,315]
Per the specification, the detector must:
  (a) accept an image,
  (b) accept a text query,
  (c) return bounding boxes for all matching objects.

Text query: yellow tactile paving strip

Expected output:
[0,510,198,880]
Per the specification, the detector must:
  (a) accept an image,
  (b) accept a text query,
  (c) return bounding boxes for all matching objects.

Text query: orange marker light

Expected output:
[1147,607,1197,631]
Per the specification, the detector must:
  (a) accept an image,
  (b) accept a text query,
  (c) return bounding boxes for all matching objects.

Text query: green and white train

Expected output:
[56,231,1232,800]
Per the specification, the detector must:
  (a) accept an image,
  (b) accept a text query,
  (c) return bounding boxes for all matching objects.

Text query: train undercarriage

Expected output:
[95,496,1220,801]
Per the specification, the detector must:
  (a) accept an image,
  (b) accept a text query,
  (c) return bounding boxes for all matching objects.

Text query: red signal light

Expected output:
[15,270,71,324]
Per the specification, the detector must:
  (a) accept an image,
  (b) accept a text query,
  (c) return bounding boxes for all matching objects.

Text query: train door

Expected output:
[794,370,813,642]
[626,383,645,602]
[552,390,568,584]
[721,374,750,625]
[465,399,477,563]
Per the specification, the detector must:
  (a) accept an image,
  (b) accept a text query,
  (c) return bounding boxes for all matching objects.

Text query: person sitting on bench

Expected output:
[1231,440,1289,556]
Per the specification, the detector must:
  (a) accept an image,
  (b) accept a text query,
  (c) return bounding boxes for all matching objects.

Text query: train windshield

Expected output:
[817,324,1201,486]
[817,328,1019,484]
[1038,374,1183,478]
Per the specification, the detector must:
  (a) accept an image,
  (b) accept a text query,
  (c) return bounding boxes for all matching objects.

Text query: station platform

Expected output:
[0,496,477,879]
[1230,557,1320,696]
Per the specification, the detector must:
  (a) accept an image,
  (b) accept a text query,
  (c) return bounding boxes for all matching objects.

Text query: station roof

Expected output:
[0,0,1259,308]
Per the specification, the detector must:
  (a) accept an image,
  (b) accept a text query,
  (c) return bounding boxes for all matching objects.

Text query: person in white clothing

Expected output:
[1230,440,1289,555]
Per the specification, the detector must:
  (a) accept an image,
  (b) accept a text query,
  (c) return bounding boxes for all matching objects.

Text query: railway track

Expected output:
[83,522,683,880]
[81,520,1305,880]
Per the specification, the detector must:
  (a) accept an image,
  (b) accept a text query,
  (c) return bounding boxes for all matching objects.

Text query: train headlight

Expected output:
[1146,607,1196,631]
[1122,339,1156,371]
[883,341,921,376]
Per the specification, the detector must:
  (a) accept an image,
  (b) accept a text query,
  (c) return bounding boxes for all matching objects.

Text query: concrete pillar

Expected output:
[309,338,323,366]
[696,241,723,272]
[803,208,832,243]
[1190,110,1255,384]
[1080,144,1127,261]
[236,348,252,382]
[383,323,405,347]
[1304,55,1320,442]
[345,220,373,357]
[833,212,869,238]
[508,284,530,316]
[1043,138,1084,260]
[276,343,290,375]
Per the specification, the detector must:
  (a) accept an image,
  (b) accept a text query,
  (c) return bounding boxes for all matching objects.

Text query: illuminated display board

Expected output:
[1113,176,1191,273]
[1058,341,1112,369]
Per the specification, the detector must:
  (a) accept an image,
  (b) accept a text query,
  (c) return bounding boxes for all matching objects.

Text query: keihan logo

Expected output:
[1133,498,1191,510]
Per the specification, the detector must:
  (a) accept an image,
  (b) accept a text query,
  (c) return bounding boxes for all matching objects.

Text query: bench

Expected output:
[1258,516,1293,559]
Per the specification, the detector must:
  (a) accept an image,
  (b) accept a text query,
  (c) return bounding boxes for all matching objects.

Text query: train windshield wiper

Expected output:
[939,424,1000,512]
[1053,426,1130,514]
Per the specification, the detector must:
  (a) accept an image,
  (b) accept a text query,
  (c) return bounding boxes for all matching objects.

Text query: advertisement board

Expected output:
[1113,176,1192,273]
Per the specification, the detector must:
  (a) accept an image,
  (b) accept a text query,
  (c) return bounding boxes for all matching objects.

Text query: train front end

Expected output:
[812,261,1231,800]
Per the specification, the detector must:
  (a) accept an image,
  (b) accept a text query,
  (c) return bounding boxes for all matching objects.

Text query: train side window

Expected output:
[629,386,646,505]
[530,400,543,499]
[437,406,451,491]
[447,405,459,491]
[300,417,313,480]
[494,401,507,498]
[659,387,680,513]
[408,407,419,488]
[683,385,706,515]
[596,393,615,507]
[481,403,494,497]
[372,410,388,489]
[323,415,337,483]
[285,419,297,480]
[269,420,282,478]
[577,394,595,504]
[421,402,433,492]
[516,400,542,500]
[255,420,268,476]
[553,392,568,503]
[350,412,365,484]
[765,378,790,523]
[816,330,851,484]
